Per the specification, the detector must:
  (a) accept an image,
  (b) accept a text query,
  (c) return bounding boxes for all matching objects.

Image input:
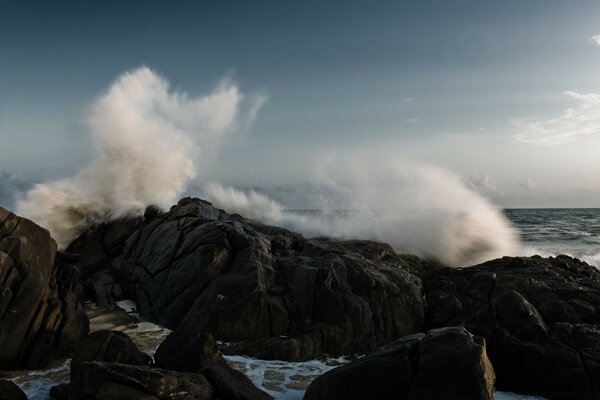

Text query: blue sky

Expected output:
[2,0,600,207]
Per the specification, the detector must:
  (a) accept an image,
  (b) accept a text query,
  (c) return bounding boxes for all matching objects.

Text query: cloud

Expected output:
[517,178,536,191]
[468,173,500,194]
[512,91,600,145]
[590,34,600,46]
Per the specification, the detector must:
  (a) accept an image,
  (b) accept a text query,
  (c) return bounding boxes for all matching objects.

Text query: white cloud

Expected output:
[590,34,600,46]
[512,91,600,145]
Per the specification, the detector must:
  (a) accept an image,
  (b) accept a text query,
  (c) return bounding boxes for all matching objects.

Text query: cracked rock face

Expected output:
[303,327,495,400]
[68,197,427,361]
[0,207,89,369]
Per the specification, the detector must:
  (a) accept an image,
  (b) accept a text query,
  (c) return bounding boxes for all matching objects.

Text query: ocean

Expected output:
[4,208,600,400]
[506,208,600,267]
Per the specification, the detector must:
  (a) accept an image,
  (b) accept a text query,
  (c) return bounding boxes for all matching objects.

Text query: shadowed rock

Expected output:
[423,256,600,399]
[154,330,225,372]
[69,330,152,383]
[303,327,495,400]
[0,207,88,369]
[0,379,28,400]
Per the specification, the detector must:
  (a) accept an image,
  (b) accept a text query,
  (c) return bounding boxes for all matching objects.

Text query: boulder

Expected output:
[0,379,28,400]
[303,327,495,400]
[69,330,152,382]
[0,207,88,369]
[67,198,426,360]
[154,330,225,372]
[423,256,600,399]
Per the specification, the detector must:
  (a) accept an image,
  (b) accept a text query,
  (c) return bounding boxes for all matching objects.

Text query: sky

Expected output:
[2,0,600,208]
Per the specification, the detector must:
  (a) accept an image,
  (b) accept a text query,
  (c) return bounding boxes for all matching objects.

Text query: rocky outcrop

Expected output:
[67,198,427,360]
[424,255,600,399]
[0,379,28,400]
[303,327,495,400]
[0,207,88,369]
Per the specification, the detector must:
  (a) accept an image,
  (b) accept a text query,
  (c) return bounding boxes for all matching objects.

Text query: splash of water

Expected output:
[204,164,519,267]
[17,67,262,248]
[17,67,518,266]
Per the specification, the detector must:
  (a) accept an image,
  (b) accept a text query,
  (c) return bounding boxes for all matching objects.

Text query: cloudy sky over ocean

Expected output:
[2,0,600,208]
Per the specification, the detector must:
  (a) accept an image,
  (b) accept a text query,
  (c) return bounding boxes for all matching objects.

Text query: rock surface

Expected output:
[424,255,600,399]
[0,207,88,369]
[0,379,28,400]
[69,330,152,382]
[68,197,427,360]
[51,330,272,400]
[154,330,225,372]
[303,327,495,400]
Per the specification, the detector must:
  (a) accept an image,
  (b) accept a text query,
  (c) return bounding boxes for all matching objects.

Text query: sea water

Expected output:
[506,208,600,267]
[7,208,600,400]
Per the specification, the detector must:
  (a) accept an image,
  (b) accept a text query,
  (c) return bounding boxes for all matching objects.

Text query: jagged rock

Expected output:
[303,327,495,400]
[0,379,28,400]
[154,330,225,372]
[50,361,273,400]
[67,198,426,360]
[69,330,152,382]
[0,207,88,369]
[424,256,600,399]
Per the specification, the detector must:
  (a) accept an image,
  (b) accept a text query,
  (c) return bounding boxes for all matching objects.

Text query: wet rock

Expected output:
[154,330,225,372]
[424,256,600,399]
[0,379,28,400]
[70,330,152,382]
[303,327,494,400]
[0,207,88,369]
[68,198,426,360]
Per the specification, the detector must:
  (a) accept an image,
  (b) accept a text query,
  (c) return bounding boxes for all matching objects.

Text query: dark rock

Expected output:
[202,364,273,400]
[154,330,225,372]
[54,361,213,400]
[68,198,426,360]
[70,330,151,382]
[423,256,600,399]
[0,379,27,400]
[50,361,273,400]
[0,207,89,369]
[303,327,494,400]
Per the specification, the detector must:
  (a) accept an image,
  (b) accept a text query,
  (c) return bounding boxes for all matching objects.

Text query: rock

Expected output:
[154,330,225,372]
[303,327,494,400]
[0,379,28,400]
[202,364,273,400]
[68,198,426,360]
[50,361,273,400]
[423,256,600,399]
[0,207,89,369]
[54,362,213,400]
[70,330,152,382]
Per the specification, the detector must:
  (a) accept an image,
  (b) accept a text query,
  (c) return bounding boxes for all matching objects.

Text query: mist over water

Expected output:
[17,67,519,266]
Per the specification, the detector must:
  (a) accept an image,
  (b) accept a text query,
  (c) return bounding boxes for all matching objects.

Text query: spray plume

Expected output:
[18,67,519,266]
[17,67,260,248]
